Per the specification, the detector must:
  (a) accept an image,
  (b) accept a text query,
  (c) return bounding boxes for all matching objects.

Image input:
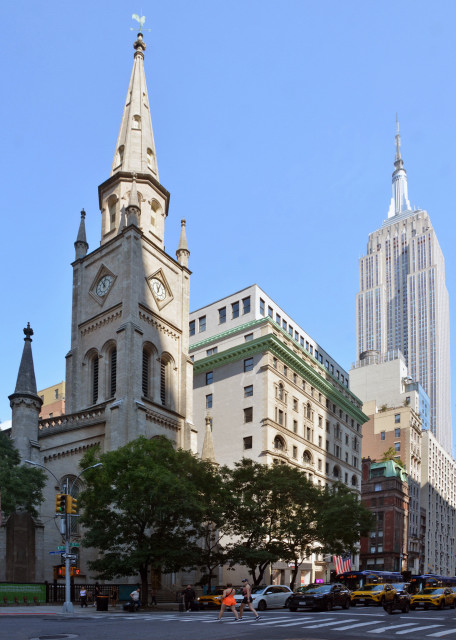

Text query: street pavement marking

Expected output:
[395,625,443,635]
[334,621,383,631]
[232,617,297,625]
[369,622,424,633]
[301,618,357,628]
[428,630,456,638]
[280,617,335,627]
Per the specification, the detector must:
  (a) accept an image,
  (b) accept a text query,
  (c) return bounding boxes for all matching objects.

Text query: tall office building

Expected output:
[356,122,452,453]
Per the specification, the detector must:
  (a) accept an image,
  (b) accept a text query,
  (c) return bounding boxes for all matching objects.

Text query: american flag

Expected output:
[334,554,351,574]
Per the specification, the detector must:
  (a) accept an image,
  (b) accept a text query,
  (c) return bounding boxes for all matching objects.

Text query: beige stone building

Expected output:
[1,32,194,587]
[38,382,65,420]
[190,284,368,585]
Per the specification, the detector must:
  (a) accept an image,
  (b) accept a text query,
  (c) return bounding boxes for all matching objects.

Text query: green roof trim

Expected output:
[193,332,368,425]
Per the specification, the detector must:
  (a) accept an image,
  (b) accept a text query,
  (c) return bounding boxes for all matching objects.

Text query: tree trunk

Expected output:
[140,565,148,606]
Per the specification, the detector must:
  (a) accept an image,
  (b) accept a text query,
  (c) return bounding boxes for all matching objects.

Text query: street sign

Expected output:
[49,551,61,555]
[57,545,66,551]
[62,553,77,559]
[70,543,80,548]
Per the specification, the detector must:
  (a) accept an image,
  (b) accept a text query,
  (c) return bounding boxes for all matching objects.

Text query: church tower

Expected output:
[65,32,195,452]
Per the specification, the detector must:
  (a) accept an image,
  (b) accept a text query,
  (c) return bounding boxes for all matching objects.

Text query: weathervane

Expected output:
[131,12,151,32]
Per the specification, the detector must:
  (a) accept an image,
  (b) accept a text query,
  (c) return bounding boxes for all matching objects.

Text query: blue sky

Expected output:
[1,1,455,443]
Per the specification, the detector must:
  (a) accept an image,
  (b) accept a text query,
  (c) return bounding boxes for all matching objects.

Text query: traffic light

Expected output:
[56,493,67,514]
[66,495,78,514]
[54,565,80,579]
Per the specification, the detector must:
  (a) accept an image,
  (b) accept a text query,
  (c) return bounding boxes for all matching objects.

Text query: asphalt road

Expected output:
[3,606,456,640]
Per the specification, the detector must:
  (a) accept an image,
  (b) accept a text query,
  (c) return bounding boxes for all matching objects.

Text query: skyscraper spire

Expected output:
[111,32,159,178]
[388,116,411,218]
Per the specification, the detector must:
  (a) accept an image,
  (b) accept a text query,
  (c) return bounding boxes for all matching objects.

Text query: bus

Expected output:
[336,570,403,591]
[409,574,456,594]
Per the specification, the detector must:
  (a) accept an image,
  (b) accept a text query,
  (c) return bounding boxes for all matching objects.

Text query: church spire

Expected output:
[111,32,159,178]
[11,324,39,397]
[74,209,89,259]
[387,115,411,218]
[176,218,190,268]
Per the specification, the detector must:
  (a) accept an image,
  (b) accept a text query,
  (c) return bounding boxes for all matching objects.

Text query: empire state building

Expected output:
[356,121,452,453]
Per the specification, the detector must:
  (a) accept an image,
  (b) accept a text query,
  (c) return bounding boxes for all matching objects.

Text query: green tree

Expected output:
[381,446,406,469]
[78,436,215,598]
[315,482,375,555]
[0,432,46,517]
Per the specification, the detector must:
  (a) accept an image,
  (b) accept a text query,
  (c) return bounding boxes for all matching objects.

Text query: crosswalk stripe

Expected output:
[302,618,357,628]
[428,630,456,638]
[369,622,422,633]
[334,621,381,631]
[395,625,443,635]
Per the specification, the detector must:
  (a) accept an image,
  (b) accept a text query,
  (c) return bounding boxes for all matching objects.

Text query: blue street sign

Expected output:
[49,551,61,555]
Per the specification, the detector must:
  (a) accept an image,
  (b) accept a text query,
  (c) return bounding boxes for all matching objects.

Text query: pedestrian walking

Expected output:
[183,584,196,612]
[217,583,239,621]
[79,587,88,608]
[239,578,260,621]
[130,588,141,611]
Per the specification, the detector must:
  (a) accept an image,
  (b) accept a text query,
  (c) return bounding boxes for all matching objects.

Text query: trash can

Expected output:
[96,595,109,611]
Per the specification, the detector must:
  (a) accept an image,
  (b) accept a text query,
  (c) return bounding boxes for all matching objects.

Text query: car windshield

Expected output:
[360,584,383,592]
[303,585,332,594]
[295,585,315,593]
[251,587,265,594]
[422,588,443,595]
[391,583,407,591]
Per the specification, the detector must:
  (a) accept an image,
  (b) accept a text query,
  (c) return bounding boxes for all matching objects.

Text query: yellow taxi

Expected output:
[197,588,224,608]
[351,583,395,607]
[410,587,456,610]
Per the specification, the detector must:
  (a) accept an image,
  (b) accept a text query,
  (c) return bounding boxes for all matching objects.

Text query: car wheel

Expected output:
[289,606,297,612]
[324,600,333,612]
[284,597,291,608]
[379,597,385,607]
[257,600,267,611]
[343,598,350,609]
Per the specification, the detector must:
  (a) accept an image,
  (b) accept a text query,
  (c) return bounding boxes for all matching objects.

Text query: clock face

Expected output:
[96,274,114,297]
[151,278,166,301]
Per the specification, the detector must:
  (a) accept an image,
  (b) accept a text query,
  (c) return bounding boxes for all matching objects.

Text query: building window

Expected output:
[244,333,254,342]
[219,307,226,324]
[300,336,304,346]
[206,394,213,409]
[274,435,285,451]
[395,414,401,423]
[292,446,298,459]
[293,420,298,433]
[243,436,252,450]
[268,305,273,318]
[288,325,293,336]
[272,357,277,369]
[278,409,284,425]
[294,330,299,341]
[276,313,281,325]
[244,407,253,423]
[318,459,322,471]
[318,435,322,447]
[242,296,251,314]
[277,383,284,401]
[54,389,59,400]
[374,483,382,492]
[199,316,206,332]
[395,427,401,438]
[282,319,287,331]
[293,373,297,384]
[244,385,253,397]
[206,346,218,356]
[293,398,298,411]
[394,442,400,452]
[142,349,150,397]
[232,301,239,319]
[283,365,288,376]
[109,348,117,398]
[244,357,254,372]
[189,320,195,336]
[206,371,213,385]
[259,298,265,315]
[159,359,167,405]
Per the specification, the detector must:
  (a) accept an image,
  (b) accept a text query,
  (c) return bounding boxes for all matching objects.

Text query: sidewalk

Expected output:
[0,602,179,615]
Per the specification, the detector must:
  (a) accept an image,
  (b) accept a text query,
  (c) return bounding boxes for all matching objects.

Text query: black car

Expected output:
[382,583,411,614]
[288,583,351,611]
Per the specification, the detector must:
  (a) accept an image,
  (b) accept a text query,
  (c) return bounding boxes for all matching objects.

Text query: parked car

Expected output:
[288,583,351,612]
[233,585,293,611]
[410,587,456,610]
[351,582,394,607]
[382,583,411,614]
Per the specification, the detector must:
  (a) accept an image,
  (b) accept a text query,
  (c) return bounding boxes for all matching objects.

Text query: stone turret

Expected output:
[8,324,42,461]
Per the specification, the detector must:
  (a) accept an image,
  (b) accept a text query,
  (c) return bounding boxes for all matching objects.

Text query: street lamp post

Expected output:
[25,460,102,613]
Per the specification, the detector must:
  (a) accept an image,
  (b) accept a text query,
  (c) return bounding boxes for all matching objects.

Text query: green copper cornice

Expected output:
[190,317,265,350]
[193,332,368,425]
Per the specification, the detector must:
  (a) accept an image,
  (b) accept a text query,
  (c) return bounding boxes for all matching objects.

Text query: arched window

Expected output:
[132,115,141,129]
[303,450,312,466]
[333,466,340,479]
[150,199,162,227]
[351,474,358,487]
[142,350,150,397]
[116,145,124,167]
[107,195,117,230]
[91,355,99,405]
[147,148,155,170]
[273,435,285,451]
[159,353,175,408]
[109,347,117,398]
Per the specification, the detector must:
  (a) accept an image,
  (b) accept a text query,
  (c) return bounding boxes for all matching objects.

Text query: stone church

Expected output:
[0,32,196,586]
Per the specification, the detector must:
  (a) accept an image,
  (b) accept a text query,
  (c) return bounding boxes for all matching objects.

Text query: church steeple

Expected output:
[387,116,411,218]
[176,218,190,268]
[111,33,159,179]
[74,209,89,259]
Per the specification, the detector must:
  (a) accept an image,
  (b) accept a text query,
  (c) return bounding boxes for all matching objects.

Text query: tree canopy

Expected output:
[0,432,46,518]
